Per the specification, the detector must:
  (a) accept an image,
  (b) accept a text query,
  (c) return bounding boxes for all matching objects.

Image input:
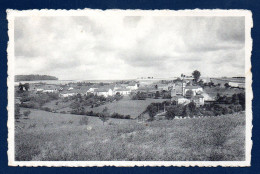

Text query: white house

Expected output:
[171,96,191,105]
[191,95,205,106]
[228,82,245,89]
[42,85,58,93]
[126,83,139,91]
[87,88,98,93]
[184,86,203,96]
[60,92,77,98]
[94,88,113,97]
[68,87,74,91]
[36,88,44,92]
[114,88,131,95]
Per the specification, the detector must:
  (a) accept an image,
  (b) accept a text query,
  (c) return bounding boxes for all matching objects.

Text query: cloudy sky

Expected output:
[14,15,245,80]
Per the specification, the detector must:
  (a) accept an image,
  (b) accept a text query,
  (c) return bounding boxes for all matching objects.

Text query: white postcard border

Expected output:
[7,9,253,167]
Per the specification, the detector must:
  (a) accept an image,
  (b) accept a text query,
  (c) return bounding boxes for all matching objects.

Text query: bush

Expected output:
[15,104,21,119]
[166,105,184,119]
[79,117,89,125]
[125,115,131,119]
[146,104,158,120]
[42,107,52,112]
[23,110,31,117]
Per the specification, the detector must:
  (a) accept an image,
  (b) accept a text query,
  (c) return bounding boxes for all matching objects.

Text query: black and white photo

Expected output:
[7,9,253,167]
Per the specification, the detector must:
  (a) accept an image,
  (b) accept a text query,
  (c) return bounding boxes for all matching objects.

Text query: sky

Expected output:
[14,15,245,80]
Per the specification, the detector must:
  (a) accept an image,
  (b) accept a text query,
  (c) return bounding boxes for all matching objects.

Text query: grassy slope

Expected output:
[15,109,245,161]
[204,86,245,98]
[86,96,170,118]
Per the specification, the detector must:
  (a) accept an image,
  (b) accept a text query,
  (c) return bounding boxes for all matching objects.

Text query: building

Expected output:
[94,88,113,97]
[42,85,59,93]
[68,87,74,91]
[171,96,191,105]
[174,82,186,96]
[114,88,131,95]
[191,95,205,106]
[184,86,203,96]
[183,76,194,83]
[126,83,139,91]
[87,87,98,94]
[60,92,77,98]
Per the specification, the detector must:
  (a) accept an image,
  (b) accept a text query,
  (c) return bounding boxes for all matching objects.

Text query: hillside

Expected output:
[15,109,245,161]
[15,75,58,81]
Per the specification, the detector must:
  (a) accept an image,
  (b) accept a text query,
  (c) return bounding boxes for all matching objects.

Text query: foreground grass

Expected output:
[15,109,245,161]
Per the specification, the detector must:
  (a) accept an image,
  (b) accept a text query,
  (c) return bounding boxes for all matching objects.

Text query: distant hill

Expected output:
[15,75,58,82]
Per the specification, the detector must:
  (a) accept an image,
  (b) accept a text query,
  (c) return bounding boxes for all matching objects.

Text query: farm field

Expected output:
[15,109,245,161]
[204,86,244,98]
[86,96,170,118]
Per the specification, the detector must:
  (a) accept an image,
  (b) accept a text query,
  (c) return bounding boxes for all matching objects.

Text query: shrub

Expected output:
[146,104,158,120]
[42,107,52,112]
[125,115,131,119]
[23,110,31,118]
[15,104,21,119]
[166,105,184,119]
[79,117,89,125]
[99,107,109,125]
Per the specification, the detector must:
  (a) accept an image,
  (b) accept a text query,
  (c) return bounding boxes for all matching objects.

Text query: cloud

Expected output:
[14,15,245,80]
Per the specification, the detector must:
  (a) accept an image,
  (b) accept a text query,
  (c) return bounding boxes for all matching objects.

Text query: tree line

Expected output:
[15,75,58,81]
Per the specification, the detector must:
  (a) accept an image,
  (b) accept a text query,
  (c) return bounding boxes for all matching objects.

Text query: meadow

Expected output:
[204,86,244,98]
[85,96,169,118]
[15,109,245,161]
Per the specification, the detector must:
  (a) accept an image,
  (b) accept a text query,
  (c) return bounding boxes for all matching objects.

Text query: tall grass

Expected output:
[15,110,245,161]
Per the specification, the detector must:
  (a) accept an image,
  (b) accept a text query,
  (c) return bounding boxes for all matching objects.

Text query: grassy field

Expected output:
[15,109,245,161]
[86,96,170,118]
[204,86,244,98]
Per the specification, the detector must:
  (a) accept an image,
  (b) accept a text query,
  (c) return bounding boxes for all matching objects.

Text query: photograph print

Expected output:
[7,9,252,167]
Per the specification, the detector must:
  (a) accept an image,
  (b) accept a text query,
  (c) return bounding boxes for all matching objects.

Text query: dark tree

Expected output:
[232,94,240,105]
[166,105,183,119]
[18,83,24,91]
[23,110,31,117]
[24,83,30,91]
[146,104,157,120]
[100,107,109,125]
[224,83,230,88]
[15,104,21,119]
[155,91,160,98]
[192,70,201,83]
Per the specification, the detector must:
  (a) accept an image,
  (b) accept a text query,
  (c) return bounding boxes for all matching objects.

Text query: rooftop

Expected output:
[185,86,202,89]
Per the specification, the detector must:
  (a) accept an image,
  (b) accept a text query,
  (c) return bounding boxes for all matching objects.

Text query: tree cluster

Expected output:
[15,75,58,81]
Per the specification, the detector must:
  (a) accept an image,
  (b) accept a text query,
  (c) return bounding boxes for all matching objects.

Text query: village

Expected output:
[11,13,249,162]
[15,71,245,121]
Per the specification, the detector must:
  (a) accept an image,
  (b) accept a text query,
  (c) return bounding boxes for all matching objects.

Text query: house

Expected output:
[60,92,77,98]
[94,88,113,97]
[157,84,169,91]
[228,81,245,89]
[68,87,74,91]
[171,96,191,105]
[87,87,98,93]
[126,83,139,90]
[113,88,131,95]
[42,85,59,93]
[184,86,203,96]
[183,76,194,83]
[191,95,205,106]
[60,86,90,97]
